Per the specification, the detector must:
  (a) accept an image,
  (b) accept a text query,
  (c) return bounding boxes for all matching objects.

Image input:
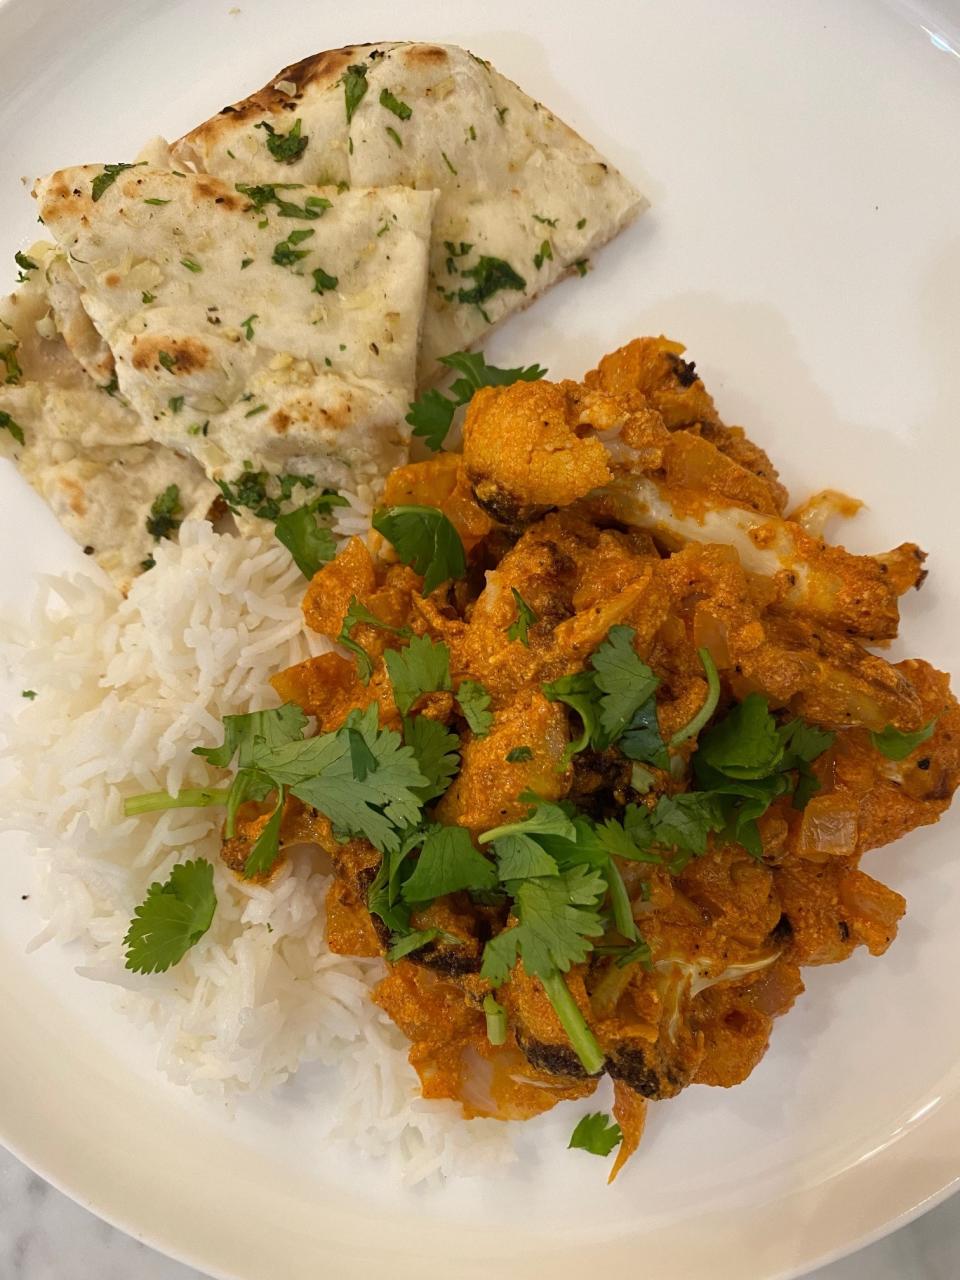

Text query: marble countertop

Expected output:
[1,1145,957,1280]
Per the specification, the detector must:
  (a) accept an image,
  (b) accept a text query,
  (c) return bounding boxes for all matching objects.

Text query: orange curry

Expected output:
[225,337,959,1178]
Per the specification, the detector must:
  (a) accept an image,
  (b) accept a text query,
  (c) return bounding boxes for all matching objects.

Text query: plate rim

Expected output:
[2,0,960,1275]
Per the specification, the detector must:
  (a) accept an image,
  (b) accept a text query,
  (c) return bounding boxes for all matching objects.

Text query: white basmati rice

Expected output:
[0,518,514,1181]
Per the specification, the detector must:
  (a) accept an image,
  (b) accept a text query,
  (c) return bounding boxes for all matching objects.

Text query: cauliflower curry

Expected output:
[225,337,959,1176]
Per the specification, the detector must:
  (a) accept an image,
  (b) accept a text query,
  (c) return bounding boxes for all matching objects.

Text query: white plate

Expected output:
[2,0,960,1276]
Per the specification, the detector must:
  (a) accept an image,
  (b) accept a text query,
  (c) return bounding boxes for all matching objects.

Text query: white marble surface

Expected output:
[0,1144,956,1280]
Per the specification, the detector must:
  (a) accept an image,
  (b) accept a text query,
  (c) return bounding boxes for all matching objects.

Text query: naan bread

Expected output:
[0,258,216,590]
[173,42,646,385]
[33,165,437,492]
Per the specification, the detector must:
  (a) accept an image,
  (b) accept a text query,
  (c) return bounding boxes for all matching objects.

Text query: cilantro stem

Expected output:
[669,647,720,749]
[123,788,230,817]
[483,993,508,1046]
[603,860,638,941]
[539,970,605,1075]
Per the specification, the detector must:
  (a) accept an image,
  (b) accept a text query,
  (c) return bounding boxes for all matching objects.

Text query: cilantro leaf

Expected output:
[145,484,182,541]
[651,792,724,858]
[697,693,783,779]
[272,228,314,267]
[346,726,378,781]
[0,410,25,446]
[312,267,338,293]
[779,718,836,767]
[401,825,497,902]
[618,695,668,767]
[405,390,460,452]
[0,343,22,385]
[506,588,538,645]
[457,679,493,736]
[274,497,339,578]
[342,64,369,121]
[594,811,662,865]
[379,87,412,119]
[485,860,616,1076]
[691,697,835,858]
[216,465,319,522]
[257,117,309,164]
[457,255,526,306]
[123,858,217,974]
[568,1113,622,1157]
[236,183,331,220]
[491,833,559,880]
[504,866,606,976]
[257,705,428,851]
[480,927,521,985]
[480,800,578,846]
[368,827,426,934]
[384,634,452,715]
[543,670,604,760]
[506,746,533,763]
[242,786,287,877]
[591,626,660,741]
[870,720,936,761]
[372,504,466,594]
[387,928,444,962]
[545,630,661,761]
[192,703,307,840]
[337,595,411,684]
[403,715,460,802]
[193,703,308,770]
[91,161,141,202]
[405,350,547,451]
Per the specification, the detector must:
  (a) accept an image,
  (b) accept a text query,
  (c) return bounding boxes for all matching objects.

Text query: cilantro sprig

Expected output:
[337,595,412,683]
[406,350,547,451]
[544,626,666,766]
[691,694,835,856]
[124,701,430,910]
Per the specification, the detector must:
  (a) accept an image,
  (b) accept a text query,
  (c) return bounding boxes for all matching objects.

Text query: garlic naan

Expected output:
[0,258,216,590]
[34,165,436,493]
[174,42,645,385]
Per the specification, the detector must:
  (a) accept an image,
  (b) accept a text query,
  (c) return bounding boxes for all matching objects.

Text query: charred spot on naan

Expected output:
[131,336,211,376]
[400,44,451,68]
[183,44,370,137]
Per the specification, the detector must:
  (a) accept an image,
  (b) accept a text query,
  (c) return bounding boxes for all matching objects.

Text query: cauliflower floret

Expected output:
[462,379,614,523]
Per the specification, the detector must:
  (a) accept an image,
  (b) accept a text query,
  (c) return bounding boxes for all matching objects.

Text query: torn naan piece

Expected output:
[0,260,216,589]
[173,42,646,385]
[33,165,437,495]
